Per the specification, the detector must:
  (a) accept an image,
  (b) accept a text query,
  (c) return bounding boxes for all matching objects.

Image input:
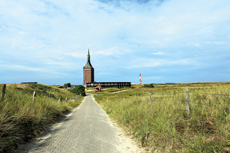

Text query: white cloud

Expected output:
[152,52,165,55]
[0,0,229,83]
[1,0,229,55]
[143,76,162,80]
[1,63,72,79]
[126,58,195,69]
[4,64,46,72]
[94,47,130,56]
[193,44,200,47]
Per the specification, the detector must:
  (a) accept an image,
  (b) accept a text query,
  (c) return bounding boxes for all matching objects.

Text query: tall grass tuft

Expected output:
[94,82,230,152]
[0,84,82,152]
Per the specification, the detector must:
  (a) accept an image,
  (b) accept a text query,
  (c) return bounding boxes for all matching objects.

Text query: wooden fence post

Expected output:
[185,89,190,115]
[33,91,36,102]
[58,97,62,102]
[2,84,6,101]
[65,98,67,102]
[149,93,151,103]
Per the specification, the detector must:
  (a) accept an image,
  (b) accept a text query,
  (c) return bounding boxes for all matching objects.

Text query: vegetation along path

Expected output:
[17,94,142,153]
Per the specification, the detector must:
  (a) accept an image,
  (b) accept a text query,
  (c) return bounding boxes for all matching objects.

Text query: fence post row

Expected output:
[2,84,6,101]
[185,89,190,115]
[33,91,36,102]
[149,93,151,103]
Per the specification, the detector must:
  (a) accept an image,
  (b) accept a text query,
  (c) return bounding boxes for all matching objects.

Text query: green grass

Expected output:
[94,82,230,152]
[86,87,130,94]
[0,83,83,152]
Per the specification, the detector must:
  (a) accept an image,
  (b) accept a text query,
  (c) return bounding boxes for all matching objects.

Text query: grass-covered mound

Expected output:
[0,83,83,152]
[94,82,230,152]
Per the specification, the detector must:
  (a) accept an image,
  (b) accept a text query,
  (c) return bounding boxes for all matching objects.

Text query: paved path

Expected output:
[18,94,124,153]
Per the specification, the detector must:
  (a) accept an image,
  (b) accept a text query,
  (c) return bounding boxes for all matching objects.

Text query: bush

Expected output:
[143,83,154,88]
[71,85,86,96]
[64,83,71,88]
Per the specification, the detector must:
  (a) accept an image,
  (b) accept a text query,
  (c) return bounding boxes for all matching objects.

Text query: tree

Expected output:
[64,83,71,88]
[71,85,86,96]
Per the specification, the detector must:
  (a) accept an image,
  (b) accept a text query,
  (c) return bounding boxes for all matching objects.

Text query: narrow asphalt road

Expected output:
[18,94,123,153]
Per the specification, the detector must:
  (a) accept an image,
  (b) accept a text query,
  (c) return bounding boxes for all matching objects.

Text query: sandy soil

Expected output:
[17,96,153,153]
[93,95,152,153]
[109,118,148,153]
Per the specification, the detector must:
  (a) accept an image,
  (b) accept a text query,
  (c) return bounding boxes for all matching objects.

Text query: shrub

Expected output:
[71,85,86,96]
[64,83,71,88]
[143,83,154,88]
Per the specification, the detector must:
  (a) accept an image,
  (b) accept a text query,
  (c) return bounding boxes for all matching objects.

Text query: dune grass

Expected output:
[93,82,230,152]
[86,87,131,94]
[0,83,83,152]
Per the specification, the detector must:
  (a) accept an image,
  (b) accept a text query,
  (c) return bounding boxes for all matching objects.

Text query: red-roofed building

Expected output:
[95,86,102,92]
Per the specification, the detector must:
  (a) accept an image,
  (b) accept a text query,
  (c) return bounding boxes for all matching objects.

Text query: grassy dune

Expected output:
[93,82,230,152]
[0,83,83,152]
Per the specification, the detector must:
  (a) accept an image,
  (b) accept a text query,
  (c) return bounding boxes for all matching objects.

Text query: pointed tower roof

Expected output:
[83,49,93,69]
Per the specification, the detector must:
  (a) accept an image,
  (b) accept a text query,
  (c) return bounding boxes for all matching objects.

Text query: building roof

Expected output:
[83,49,93,69]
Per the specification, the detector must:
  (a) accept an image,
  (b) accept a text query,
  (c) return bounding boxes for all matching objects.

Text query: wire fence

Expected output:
[96,87,230,116]
[1,84,82,103]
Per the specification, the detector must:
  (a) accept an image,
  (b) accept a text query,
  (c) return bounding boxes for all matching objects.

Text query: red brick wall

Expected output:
[83,68,94,85]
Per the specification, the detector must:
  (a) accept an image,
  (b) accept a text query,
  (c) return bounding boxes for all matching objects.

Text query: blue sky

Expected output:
[0,0,229,85]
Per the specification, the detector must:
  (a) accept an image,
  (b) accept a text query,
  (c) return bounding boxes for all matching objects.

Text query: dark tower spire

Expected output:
[88,48,90,59]
[84,49,93,69]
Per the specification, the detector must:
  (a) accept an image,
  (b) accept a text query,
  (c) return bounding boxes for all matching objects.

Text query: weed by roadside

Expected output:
[94,82,230,152]
[0,83,83,152]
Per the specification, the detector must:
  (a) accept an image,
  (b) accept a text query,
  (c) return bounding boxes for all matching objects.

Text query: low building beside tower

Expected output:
[83,49,131,88]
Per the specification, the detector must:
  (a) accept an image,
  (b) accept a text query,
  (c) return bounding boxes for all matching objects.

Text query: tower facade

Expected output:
[83,49,94,85]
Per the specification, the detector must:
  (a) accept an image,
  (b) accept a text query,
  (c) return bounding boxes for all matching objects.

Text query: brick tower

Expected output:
[83,49,94,85]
